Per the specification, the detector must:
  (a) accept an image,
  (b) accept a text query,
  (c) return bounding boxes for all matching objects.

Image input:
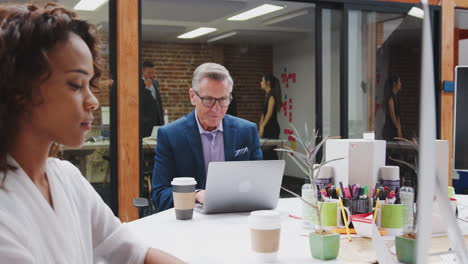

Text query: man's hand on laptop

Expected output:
[195,190,205,204]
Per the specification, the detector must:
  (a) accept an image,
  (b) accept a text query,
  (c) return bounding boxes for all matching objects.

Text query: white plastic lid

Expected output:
[171,177,197,186]
[316,165,333,179]
[248,210,281,230]
[380,166,400,181]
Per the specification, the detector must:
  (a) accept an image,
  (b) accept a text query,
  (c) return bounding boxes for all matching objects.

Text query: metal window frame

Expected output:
[108,0,118,215]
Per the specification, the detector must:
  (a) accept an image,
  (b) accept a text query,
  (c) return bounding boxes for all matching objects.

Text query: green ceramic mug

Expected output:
[319,201,350,228]
[380,204,404,228]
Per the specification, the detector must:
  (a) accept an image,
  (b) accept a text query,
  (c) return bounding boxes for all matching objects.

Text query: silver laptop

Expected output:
[195,160,285,214]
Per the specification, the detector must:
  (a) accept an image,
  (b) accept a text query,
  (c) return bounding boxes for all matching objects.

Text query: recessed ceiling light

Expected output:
[207,32,237,43]
[74,0,108,11]
[408,7,424,19]
[178,27,217,39]
[228,4,284,21]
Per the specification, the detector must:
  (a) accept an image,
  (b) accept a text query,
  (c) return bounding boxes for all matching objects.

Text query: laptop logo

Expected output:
[238,180,252,193]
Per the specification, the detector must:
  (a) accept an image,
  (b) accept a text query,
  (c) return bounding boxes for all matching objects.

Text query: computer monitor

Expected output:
[454,66,468,171]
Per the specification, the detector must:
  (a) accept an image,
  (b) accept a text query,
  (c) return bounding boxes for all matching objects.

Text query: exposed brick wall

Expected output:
[92,40,112,126]
[92,42,273,126]
[142,42,224,121]
[141,42,273,123]
[390,46,421,139]
[224,44,273,123]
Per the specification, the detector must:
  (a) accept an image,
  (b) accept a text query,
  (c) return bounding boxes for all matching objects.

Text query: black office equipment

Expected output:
[454,66,468,171]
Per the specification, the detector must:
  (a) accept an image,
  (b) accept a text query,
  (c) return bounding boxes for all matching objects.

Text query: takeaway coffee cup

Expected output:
[171,177,197,220]
[248,210,281,262]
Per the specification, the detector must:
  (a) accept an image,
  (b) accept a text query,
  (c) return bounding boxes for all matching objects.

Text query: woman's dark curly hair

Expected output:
[0,3,103,173]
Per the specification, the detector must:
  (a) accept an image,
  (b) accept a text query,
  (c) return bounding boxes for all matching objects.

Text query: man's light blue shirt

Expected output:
[195,110,225,175]
[142,76,157,99]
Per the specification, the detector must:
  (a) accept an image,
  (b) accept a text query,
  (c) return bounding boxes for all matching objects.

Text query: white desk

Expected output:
[128,197,468,264]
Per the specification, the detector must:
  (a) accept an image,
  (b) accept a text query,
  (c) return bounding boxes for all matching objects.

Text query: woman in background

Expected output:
[0,3,184,264]
[383,75,403,140]
[259,74,282,160]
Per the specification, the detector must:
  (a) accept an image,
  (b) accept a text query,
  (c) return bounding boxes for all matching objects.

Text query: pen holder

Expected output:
[341,198,371,229]
[343,198,372,215]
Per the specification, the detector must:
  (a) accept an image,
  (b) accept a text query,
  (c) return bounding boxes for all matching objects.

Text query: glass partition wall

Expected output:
[346,10,423,140]
[316,3,434,188]
[138,0,439,188]
[319,8,341,139]
[139,0,317,182]
[316,4,426,140]
[50,1,118,214]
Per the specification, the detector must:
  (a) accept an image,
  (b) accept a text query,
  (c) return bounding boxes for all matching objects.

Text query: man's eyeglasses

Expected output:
[193,90,232,108]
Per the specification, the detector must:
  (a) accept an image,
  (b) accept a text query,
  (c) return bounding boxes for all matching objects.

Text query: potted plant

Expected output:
[395,232,417,264]
[275,124,342,260]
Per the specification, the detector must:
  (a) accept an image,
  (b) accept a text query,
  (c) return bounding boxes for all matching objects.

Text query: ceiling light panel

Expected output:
[178,27,217,39]
[407,7,424,19]
[227,4,284,21]
[74,0,108,11]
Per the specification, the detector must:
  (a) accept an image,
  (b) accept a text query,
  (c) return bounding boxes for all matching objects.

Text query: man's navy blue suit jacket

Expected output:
[151,111,263,211]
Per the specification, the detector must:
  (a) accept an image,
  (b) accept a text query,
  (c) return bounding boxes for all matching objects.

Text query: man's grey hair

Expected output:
[192,63,233,92]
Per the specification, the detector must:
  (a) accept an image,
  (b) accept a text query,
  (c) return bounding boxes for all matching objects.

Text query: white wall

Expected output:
[459,39,468,66]
[273,33,315,178]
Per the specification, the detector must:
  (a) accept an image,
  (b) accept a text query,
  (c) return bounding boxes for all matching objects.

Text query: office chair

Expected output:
[133,178,157,218]
[133,149,157,218]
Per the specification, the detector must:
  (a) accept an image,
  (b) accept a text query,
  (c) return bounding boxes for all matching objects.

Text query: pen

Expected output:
[375,188,381,200]
[352,184,360,199]
[387,191,396,204]
[316,184,321,201]
[339,197,352,242]
[328,186,334,198]
[373,182,380,199]
[320,189,328,202]
[362,186,368,199]
[395,187,400,204]
[379,187,386,200]
[344,187,352,199]
[384,187,390,200]
[373,199,380,223]
[339,182,346,198]
[353,187,360,199]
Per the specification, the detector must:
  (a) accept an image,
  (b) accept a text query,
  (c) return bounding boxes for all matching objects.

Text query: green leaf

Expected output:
[290,124,308,153]
[286,153,312,178]
[389,156,418,174]
[281,187,318,210]
[275,148,311,170]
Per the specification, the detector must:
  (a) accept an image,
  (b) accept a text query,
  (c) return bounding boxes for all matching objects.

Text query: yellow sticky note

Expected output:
[290,141,296,151]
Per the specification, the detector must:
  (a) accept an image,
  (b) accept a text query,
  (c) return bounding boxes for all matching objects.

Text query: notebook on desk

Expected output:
[195,160,285,214]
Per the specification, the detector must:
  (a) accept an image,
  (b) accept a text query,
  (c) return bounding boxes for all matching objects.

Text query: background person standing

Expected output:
[141,60,164,137]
